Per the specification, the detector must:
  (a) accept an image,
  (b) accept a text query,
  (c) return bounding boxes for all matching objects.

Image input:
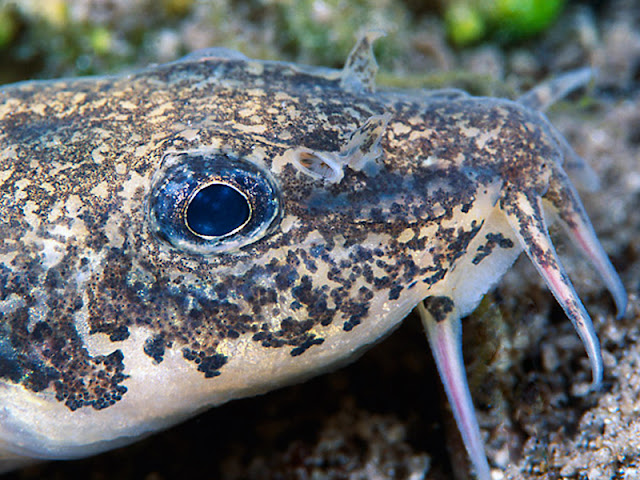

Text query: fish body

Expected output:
[0,36,625,478]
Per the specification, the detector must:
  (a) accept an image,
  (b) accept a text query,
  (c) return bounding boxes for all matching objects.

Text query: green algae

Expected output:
[0,4,19,49]
[444,0,565,46]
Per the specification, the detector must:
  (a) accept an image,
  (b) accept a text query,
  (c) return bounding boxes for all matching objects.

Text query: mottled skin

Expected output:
[0,37,625,478]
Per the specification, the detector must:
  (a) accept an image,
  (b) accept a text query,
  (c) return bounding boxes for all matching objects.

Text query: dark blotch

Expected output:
[108,325,130,342]
[423,269,447,285]
[423,296,455,323]
[388,284,403,301]
[0,338,22,383]
[290,337,324,356]
[197,354,228,378]
[144,335,167,364]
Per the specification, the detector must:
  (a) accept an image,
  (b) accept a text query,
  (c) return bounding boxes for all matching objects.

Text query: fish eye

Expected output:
[185,183,251,238]
[148,151,281,254]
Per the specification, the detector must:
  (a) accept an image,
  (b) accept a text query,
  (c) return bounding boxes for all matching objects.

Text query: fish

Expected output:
[0,33,626,478]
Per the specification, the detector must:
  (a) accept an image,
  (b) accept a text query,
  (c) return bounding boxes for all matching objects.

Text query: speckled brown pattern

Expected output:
[0,35,623,477]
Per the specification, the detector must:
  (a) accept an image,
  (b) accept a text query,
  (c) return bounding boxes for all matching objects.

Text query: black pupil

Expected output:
[186,184,250,237]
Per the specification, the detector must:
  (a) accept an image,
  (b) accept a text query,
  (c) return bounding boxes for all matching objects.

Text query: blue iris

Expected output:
[186,184,250,237]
